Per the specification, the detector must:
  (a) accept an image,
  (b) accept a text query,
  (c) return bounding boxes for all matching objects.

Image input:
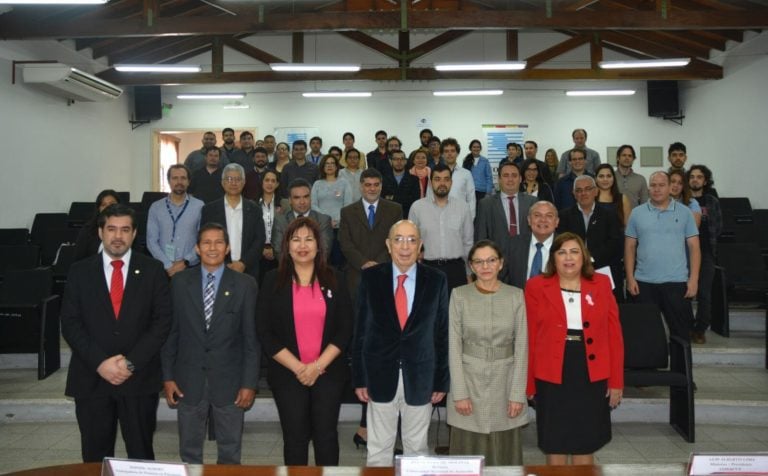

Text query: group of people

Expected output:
[61,126,722,469]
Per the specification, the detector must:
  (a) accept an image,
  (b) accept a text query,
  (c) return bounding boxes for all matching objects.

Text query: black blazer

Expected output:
[352,263,449,406]
[256,268,353,386]
[161,267,260,406]
[61,252,172,398]
[557,204,622,270]
[201,197,266,279]
[502,232,538,289]
[382,171,420,217]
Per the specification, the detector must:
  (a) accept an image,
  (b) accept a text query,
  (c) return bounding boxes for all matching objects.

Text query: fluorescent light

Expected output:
[302,92,372,98]
[0,0,107,3]
[599,58,690,69]
[566,90,636,96]
[177,93,245,100]
[223,104,250,110]
[433,90,504,97]
[270,63,361,72]
[116,64,201,73]
[434,62,526,71]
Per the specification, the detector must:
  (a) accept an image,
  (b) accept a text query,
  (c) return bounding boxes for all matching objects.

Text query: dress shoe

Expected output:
[353,433,367,449]
[692,332,706,344]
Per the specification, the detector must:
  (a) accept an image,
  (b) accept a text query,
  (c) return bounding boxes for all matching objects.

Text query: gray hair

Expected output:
[222,163,245,179]
[529,200,557,216]
[572,175,596,191]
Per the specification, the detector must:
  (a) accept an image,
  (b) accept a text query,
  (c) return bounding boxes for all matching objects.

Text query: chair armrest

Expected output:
[669,335,694,384]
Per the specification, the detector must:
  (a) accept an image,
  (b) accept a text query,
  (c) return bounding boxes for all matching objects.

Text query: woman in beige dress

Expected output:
[448,239,528,465]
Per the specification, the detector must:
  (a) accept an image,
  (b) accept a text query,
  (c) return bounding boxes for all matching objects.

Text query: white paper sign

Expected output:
[102,458,188,476]
[689,453,768,475]
[396,456,484,476]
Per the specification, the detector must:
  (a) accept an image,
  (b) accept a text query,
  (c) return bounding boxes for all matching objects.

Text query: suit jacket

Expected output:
[382,172,420,218]
[201,197,266,279]
[271,209,333,260]
[524,273,623,396]
[338,199,403,296]
[161,267,260,406]
[61,252,172,398]
[474,192,536,246]
[256,269,352,386]
[557,204,622,270]
[352,263,449,406]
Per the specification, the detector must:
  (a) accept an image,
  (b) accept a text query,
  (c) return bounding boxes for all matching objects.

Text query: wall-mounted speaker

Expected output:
[647,80,679,117]
[134,86,162,121]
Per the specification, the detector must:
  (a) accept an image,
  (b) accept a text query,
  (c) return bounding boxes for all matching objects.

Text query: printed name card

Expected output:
[101,458,189,476]
[689,453,768,475]
[396,456,484,476]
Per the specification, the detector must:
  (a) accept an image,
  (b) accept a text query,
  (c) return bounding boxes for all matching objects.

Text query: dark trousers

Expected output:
[177,395,244,464]
[271,371,347,466]
[694,250,716,333]
[75,393,159,462]
[633,281,694,342]
[423,258,466,291]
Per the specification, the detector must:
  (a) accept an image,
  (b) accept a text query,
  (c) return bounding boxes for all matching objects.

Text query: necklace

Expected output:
[560,287,580,303]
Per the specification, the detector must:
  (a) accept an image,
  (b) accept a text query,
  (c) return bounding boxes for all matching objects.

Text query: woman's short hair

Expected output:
[542,232,595,279]
[318,154,340,178]
[467,239,504,279]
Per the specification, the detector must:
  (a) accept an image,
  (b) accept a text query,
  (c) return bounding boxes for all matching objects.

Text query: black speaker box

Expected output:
[134,86,162,121]
[647,80,679,117]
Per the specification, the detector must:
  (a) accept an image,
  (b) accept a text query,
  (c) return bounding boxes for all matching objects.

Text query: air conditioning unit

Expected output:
[22,63,123,102]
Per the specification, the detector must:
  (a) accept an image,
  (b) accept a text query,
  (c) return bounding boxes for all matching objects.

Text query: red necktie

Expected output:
[395,274,408,330]
[508,195,517,237]
[110,260,124,319]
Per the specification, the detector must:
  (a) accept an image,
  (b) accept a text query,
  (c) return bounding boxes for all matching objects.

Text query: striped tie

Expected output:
[204,272,215,331]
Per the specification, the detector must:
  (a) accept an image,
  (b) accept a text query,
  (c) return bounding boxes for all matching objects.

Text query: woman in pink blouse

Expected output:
[256,217,353,466]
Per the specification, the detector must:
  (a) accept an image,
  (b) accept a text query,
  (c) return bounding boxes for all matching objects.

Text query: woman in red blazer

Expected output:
[525,232,624,466]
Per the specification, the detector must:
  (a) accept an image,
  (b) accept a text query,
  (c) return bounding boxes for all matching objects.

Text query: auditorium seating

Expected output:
[0,228,29,245]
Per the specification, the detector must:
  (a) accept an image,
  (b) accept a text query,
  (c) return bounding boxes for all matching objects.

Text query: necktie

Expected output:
[204,272,215,331]
[508,195,517,237]
[368,204,375,229]
[529,242,543,279]
[110,260,124,319]
[395,274,408,330]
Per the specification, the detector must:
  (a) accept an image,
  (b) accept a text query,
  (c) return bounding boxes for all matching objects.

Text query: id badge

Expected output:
[164,243,176,261]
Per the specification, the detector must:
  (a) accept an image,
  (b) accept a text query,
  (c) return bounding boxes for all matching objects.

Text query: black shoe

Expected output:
[353,433,367,449]
[394,448,403,456]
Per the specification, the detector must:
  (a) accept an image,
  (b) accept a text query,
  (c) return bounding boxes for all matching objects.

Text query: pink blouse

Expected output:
[292,281,327,363]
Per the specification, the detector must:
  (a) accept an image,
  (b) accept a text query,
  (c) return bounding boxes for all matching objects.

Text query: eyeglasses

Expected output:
[223,177,243,183]
[391,236,419,244]
[574,186,596,194]
[470,257,500,267]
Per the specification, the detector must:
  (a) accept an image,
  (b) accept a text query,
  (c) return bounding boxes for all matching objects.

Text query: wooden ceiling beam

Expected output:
[506,30,518,61]
[337,31,401,61]
[525,34,591,68]
[407,30,471,60]
[292,32,304,63]
[600,30,697,58]
[619,30,713,58]
[4,10,768,39]
[222,38,286,65]
[108,36,213,65]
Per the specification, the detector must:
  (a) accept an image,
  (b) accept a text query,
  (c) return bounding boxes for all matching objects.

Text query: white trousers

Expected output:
[366,370,432,467]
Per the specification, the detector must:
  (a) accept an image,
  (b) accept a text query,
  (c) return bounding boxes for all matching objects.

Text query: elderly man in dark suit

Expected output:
[272,178,333,259]
[352,219,449,466]
[339,167,403,298]
[504,200,560,289]
[61,204,172,462]
[161,222,260,465]
[201,163,266,280]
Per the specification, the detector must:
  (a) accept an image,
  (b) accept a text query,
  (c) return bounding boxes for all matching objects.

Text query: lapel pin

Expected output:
[585,293,594,306]
[134,269,140,274]
[327,289,333,299]
[224,291,230,296]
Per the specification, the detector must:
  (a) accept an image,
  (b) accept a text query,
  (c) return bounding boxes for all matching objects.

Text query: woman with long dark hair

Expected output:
[520,158,554,203]
[595,164,632,228]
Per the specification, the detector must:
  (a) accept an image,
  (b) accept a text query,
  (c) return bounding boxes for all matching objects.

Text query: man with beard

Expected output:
[189,148,226,204]
[263,135,276,162]
[243,146,270,200]
[147,164,204,277]
[409,163,473,291]
[226,131,255,170]
[185,131,228,173]
[614,145,648,206]
[427,138,476,220]
[279,140,319,199]
[308,136,324,165]
[667,142,688,173]
[367,130,388,173]
[219,128,238,164]
[382,150,420,217]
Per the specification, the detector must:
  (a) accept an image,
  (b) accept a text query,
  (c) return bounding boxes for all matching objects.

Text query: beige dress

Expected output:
[447,282,529,465]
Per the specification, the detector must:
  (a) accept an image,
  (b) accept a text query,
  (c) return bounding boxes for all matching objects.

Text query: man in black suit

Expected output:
[352,220,449,466]
[381,150,420,217]
[475,161,536,246]
[201,163,266,280]
[61,204,172,462]
[162,223,260,464]
[557,175,622,270]
[504,200,560,289]
[189,147,226,204]
[272,178,333,259]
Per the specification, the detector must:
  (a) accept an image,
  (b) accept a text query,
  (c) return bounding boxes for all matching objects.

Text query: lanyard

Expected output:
[165,196,190,241]
[261,198,274,240]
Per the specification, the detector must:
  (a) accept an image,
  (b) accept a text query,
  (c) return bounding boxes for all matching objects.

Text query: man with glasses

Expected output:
[553,148,592,210]
[201,163,266,280]
[382,150,420,217]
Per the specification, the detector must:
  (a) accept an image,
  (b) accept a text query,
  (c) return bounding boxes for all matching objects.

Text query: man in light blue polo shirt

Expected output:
[624,171,701,342]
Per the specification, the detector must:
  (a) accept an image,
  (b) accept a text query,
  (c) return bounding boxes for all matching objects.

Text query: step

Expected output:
[727,309,765,333]
[692,331,765,367]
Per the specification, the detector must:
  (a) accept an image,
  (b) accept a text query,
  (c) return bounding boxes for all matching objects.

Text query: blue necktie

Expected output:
[368,204,375,229]
[529,242,543,279]
[204,272,215,330]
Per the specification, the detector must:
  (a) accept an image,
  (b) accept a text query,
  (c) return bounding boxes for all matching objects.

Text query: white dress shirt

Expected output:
[102,248,132,291]
[526,234,555,278]
[224,197,244,261]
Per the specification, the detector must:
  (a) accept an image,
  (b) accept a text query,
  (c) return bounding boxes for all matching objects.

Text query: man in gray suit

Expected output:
[503,200,559,289]
[271,178,333,259]
[161,222,260,465]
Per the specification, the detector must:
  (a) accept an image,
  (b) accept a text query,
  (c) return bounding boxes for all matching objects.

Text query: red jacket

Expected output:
[525,273,623,396]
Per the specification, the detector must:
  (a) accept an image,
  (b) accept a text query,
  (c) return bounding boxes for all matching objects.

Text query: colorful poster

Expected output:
[482,124,528,189]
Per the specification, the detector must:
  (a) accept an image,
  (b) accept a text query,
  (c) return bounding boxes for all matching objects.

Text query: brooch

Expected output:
[585,293,594,307]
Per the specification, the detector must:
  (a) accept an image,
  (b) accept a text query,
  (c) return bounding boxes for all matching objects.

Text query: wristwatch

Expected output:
[125,359,135,372]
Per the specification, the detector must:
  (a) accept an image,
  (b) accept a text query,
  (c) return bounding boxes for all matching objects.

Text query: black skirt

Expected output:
[535,334,612,455]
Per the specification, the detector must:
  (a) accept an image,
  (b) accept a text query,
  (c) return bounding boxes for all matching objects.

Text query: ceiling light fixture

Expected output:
[177,93,245,100]
[270,64,361,72]
[115,64,202,73]
[223,104,250,110]
[433,90,504,97]
[434,62,526,71]
[599,58,690,69]
[566,90,636,96]
[302,92,372,98]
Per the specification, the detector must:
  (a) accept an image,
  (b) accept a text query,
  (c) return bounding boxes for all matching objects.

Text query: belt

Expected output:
[565,335,583,342]
[463,341,515,361]
[566,330,583,342]
[424,258,463,266]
